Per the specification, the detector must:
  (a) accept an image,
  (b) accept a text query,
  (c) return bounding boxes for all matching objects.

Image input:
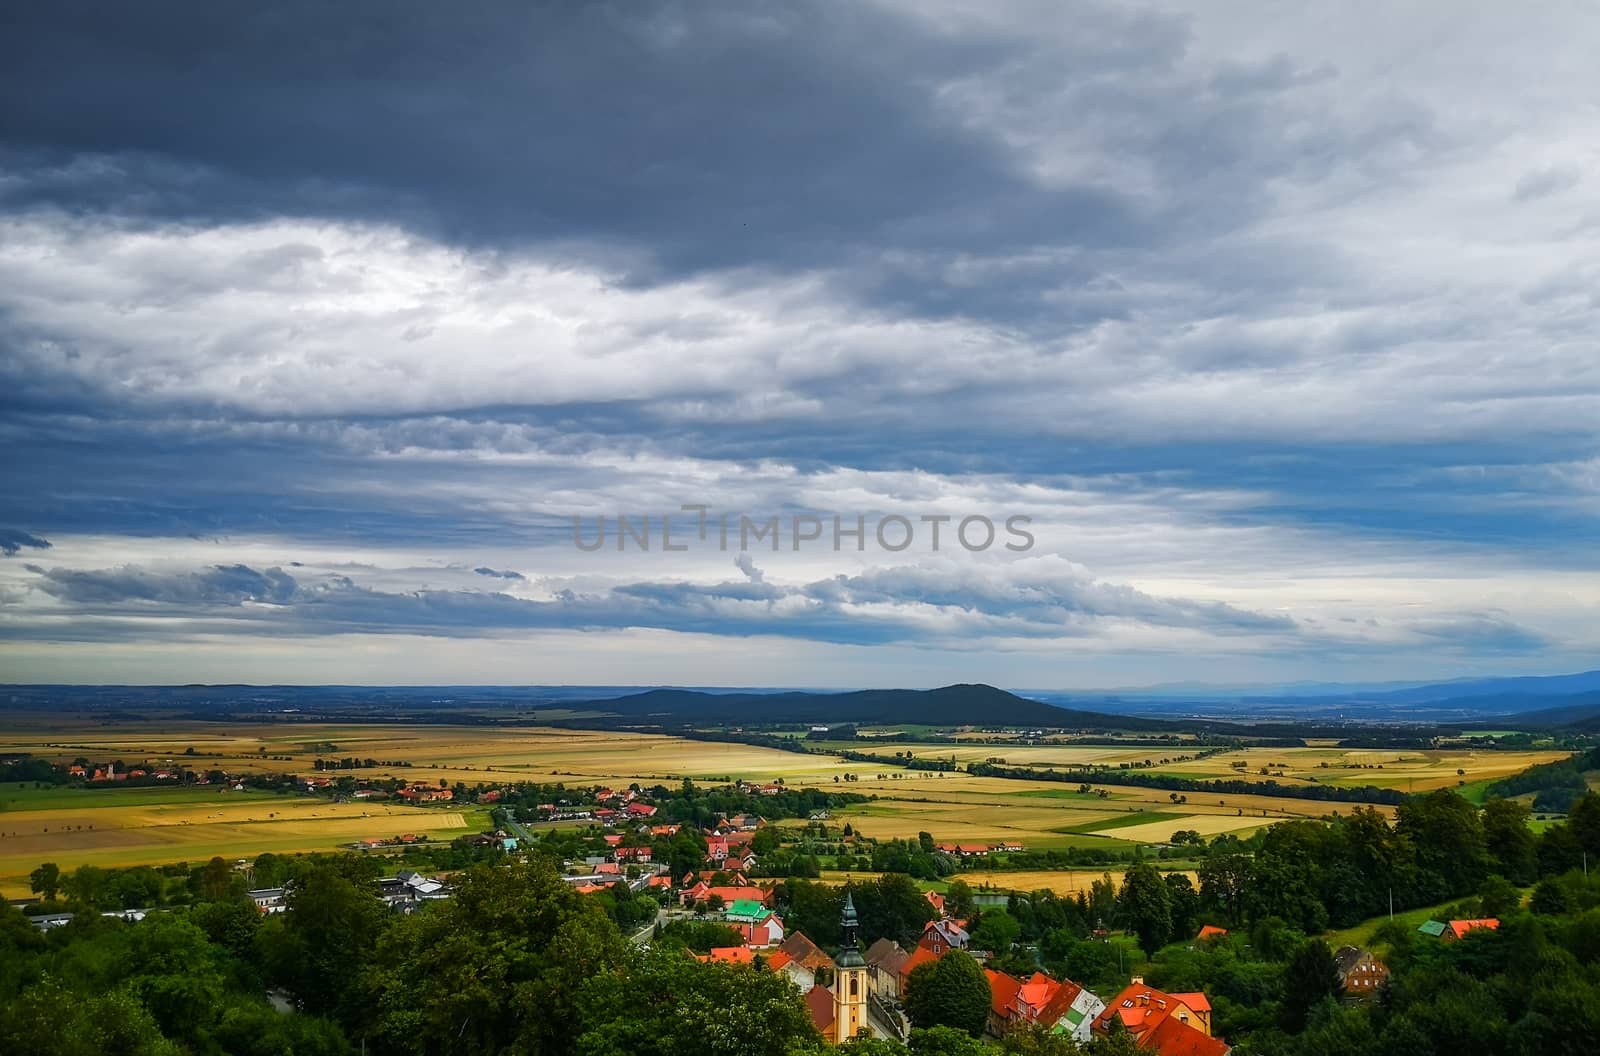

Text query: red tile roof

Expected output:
[698,946,756,965]
[987,969,1023,1019]
[1094,981,1225,1056]
[805,984,836,1034]
[1447,918,1499,939]
[899,945,941,989]
[1139,1014,1229,1056]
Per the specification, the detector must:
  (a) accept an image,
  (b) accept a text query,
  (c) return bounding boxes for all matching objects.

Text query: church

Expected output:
[803,891,885,1043]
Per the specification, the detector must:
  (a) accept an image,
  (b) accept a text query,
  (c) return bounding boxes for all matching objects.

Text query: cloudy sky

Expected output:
[2,1,1597,688]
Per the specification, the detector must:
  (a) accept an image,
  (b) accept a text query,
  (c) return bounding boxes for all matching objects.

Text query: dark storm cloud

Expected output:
[14,558,1298,646]
[29,562,298,606]
[473,567,526,581]
[0,0,1151,278]
[0,529,51,556]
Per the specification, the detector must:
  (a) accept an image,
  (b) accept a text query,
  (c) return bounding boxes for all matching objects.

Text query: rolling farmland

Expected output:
[0,715,1569,897]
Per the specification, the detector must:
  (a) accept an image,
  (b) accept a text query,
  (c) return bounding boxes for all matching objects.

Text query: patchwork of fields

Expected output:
[0,715,1569,898]
[0,783,482,895]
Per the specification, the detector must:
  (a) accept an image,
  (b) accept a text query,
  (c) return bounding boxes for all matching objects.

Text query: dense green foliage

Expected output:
[904,951,992,1036]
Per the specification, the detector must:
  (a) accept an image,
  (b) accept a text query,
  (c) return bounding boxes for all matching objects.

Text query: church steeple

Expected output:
[836,889,866,969]
[833,887,869,1042]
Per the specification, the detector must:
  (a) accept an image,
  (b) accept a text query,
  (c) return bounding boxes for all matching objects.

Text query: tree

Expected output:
[577,948,819,1056]
[0,979,181,1056]
[1164,873,1199,941]
[260,861,389,1024]
[364,860,627,1055]
[28,861,60,901]
[1282,938,1340,1032]
[946,879,976,921]
[1197,855,1252,924]
[1483,799,1539,884]
[1478,874,1522,918]
[910,1024,990,1055]
[197,855,235,901]
[970,909,1022,954]
[905,952,992,1037]
[1001,1023,1086,1054]
[1118,863,1173,957]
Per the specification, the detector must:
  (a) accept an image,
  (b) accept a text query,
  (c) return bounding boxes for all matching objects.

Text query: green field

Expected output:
[1058,810,1189,834]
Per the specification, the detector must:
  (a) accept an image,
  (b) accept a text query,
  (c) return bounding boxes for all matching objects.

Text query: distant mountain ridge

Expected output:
[574,683,1178,730]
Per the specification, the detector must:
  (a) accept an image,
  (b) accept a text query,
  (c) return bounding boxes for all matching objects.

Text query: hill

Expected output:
[573,683,1180,730]
[1474,691,1600,732]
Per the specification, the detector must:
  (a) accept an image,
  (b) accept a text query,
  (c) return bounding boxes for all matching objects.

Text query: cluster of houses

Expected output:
[1415,916,1499,942]
[674,858,1228,1056]
[68,762,183,783]
[535,787,663,823]
[933,841,1025,857]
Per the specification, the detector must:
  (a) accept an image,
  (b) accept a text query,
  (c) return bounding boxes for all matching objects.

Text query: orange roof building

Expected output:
[1093,979,1227,1056]
[1444,918,1499,941]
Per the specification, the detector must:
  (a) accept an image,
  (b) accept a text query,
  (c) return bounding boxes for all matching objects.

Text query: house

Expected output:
[650,824,682,837]
[777,931,837,978]
[614,845,652,862]
[1444,918,1499,941]
[351,789,387,800]
[604,834,624,847]
[1333,946,1388,1000]
[1037,977,1106,1044]
[924,890,946,917]
[765,948,816,991]
[935,843,992,857]
[805,985,838,1038]
[898,945,941,994]
[1196,925,1228,942]
[68,764,86,777]
[917,919,970,955]
[984,969,1102,1039]
[986,970,1025,1038]
[726,899,772,923]
[865,938,910,1002]
[737,912,785,948]
[680,883,771,908]
[626,802,658,818]
[1416,919,1448,938]
[477,789,502,803]
[247,887,287,914]
[1093,979,1226,1056]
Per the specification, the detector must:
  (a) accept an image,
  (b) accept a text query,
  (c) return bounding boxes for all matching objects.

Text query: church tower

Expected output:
[833,889,869,1043]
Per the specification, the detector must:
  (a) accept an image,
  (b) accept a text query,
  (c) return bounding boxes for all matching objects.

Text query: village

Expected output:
[8,758,1540,1055]
[236,781,1503,1056]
